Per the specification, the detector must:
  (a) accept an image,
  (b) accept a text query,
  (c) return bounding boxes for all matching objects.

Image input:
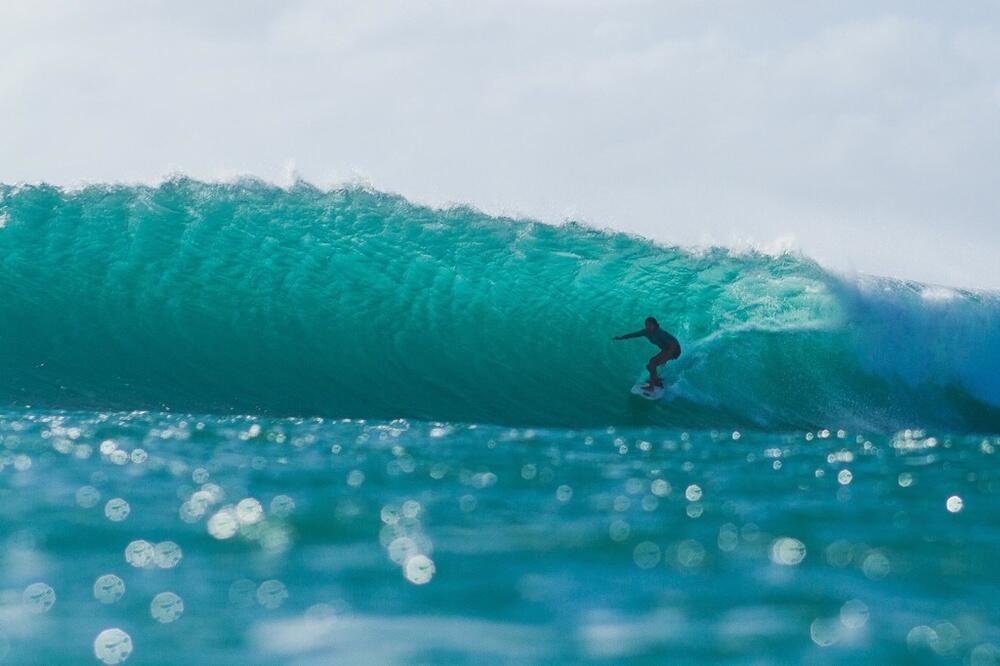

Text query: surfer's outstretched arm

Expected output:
[613,330,645,341]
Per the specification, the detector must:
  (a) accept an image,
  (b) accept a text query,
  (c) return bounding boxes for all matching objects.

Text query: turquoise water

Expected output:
[0,180,999,664]
[1,179,998,430]
[1,412,998,664]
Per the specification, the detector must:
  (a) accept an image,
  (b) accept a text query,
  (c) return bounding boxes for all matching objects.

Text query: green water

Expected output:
[1,411,998,663]
[1,179,998,430]
[0,180,998,663]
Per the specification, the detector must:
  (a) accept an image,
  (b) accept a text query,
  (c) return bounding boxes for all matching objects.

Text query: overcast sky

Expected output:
[2,1,998,289]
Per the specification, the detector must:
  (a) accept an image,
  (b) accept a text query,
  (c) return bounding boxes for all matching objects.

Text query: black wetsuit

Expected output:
[646,328,681,359]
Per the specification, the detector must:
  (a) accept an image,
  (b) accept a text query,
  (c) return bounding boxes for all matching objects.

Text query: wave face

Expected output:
[0,179,998,430]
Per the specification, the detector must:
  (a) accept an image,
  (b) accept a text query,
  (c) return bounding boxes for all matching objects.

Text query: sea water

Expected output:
[0,180,998,664]
[2,413,998,664]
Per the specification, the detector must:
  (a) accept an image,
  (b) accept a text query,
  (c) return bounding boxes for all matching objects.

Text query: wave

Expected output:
[0,178,997,431]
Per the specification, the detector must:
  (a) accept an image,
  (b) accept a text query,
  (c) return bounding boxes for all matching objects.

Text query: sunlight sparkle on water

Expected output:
[770,537,807,566]
[404,554,436,584]
[256,580,288,609]
[104,498,130,521]
[150,592,184,623]
[94,628,132,665]
[22,582,55,614]
[124,540,155,568]
[94,575,126,604]
[1,412,997,663]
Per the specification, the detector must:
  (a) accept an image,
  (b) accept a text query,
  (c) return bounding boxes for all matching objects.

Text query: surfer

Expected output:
[613,317,681,389]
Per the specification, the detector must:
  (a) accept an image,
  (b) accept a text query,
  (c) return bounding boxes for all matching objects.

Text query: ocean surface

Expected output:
[0,179,998,664]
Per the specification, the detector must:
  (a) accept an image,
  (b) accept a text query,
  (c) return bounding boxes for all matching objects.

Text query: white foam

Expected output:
[843,275,1000,406]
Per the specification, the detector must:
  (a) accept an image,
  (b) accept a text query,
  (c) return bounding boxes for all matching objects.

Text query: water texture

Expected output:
[1,180,998,664]
[1,179,998,431]
[0,412,997,664]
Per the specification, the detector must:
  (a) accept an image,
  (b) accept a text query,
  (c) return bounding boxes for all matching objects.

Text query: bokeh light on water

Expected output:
[93,628,132,665]
[150,592,184,624]
[0,410,997,662]
[93,575,125,605]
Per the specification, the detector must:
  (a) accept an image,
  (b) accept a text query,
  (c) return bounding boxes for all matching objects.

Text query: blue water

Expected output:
[0,180,998,664]
[1,179,998,430]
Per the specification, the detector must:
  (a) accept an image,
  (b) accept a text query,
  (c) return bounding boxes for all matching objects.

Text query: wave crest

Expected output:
[0,178,997,430]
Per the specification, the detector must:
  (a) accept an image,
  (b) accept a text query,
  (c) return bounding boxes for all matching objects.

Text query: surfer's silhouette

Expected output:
[613,317,682,389]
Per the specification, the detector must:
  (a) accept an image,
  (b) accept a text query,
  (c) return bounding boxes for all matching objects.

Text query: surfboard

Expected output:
[631,382,665,400]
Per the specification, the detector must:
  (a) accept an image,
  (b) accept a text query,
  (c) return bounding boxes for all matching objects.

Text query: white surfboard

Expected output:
[630,382,665,400]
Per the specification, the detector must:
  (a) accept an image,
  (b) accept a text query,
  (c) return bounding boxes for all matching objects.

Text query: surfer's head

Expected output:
[644,317,659,330]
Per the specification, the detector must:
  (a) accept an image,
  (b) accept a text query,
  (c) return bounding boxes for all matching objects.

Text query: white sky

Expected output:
[2,1,999,289]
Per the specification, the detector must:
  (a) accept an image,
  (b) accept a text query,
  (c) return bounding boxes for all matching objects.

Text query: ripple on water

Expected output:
[1,413,997,664]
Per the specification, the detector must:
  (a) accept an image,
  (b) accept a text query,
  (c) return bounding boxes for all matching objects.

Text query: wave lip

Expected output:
[0,178,997,431]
